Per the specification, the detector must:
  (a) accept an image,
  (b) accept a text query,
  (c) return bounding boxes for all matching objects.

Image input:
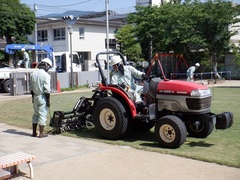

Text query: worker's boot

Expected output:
[39,125,48,138]
[32,123,38,137]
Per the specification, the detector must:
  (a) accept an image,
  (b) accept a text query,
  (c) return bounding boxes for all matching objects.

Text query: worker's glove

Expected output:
[45,93,50,108]
[119,83,126,89]
[31,91,34,103]
[142,73,148,80]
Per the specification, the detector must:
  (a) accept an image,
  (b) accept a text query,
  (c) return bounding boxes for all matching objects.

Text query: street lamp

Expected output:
[62,15,78,89]
[34,3,38,63]
[68,26,73,89]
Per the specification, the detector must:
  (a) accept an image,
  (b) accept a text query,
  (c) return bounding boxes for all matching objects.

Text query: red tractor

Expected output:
[50,51,233,149]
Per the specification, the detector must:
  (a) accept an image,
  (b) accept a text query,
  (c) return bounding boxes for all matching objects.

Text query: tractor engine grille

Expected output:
[186,97,212,110]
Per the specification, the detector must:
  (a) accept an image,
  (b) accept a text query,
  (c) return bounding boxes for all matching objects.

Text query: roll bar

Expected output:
[95,51,126,86]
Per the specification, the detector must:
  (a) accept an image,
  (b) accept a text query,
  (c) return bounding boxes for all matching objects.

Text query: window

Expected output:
[79,52,90,60]
[72,54,80,64]
[53,28,65,40]
[37,53,51,66]
[79,27,85,39]
[37,30,48,42]
[105,39,116,49]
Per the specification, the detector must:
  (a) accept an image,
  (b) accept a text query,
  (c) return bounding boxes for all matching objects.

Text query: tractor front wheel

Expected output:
[155,115,187,149]
[93,97,128,140]
[186,121,214,138]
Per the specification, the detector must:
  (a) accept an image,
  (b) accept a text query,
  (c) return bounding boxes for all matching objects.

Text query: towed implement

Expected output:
[50,51,233,149]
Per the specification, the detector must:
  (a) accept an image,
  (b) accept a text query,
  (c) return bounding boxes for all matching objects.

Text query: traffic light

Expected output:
[62,15,74,20]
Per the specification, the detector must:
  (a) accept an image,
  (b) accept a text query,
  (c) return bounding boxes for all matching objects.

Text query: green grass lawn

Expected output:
[0,87,239,168]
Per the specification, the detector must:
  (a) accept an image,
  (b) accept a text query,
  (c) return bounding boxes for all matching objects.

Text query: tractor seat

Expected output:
[149,77,161,97]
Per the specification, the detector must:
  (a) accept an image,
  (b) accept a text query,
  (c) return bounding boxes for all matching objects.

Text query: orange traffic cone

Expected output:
[57,80,61,93]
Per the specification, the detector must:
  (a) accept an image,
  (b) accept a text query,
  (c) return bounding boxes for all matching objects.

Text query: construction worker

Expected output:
[17,48,30,68]
[110,56,146,104]
[187,63,200,82]
[30,58,52,138]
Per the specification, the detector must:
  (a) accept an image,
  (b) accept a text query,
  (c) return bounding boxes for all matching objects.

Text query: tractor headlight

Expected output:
[190,88,211,97]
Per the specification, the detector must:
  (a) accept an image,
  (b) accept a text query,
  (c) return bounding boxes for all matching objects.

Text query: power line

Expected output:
[22,0,135,17]
[36,0,94,8]
[31,0,102,16]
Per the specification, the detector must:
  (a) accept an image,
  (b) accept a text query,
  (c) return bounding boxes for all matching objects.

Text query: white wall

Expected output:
[136,0,163,6]
[229,21,240,43]
[77,25,116,60]
[37,22,117,62]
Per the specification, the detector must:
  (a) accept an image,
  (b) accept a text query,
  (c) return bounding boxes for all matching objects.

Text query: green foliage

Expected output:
[193,0,237,63]
[126,0,240,67]
[60,85,89,92]
[0,52,4,60]
[229,43,240,65]
[0,0,36,44]
[115,24,142,61]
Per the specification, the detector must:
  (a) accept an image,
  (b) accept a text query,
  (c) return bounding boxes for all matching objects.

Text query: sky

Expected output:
[20,0,136,17]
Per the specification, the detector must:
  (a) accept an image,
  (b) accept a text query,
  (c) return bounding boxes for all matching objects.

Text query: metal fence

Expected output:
[170,71,232,81]
[10,72,58,96]
[9,70,107,96]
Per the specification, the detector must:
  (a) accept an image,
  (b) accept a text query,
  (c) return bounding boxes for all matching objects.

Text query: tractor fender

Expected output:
[100,86,137,117]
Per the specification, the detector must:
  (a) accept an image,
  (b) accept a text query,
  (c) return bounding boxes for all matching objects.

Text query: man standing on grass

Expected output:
[30,58,52,138]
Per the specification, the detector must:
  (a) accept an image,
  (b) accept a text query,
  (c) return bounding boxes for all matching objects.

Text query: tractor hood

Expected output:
[157,80,211,97]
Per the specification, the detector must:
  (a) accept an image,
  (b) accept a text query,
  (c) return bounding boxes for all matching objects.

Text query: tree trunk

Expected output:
[148,40,153,61]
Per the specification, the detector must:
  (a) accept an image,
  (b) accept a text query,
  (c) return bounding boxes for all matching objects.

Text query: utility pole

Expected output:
[62,15,78,89]
[106,0,110,82]
[34,3,38,63]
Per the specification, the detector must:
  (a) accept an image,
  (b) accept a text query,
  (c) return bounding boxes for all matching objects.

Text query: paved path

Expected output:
[0,123,240,180]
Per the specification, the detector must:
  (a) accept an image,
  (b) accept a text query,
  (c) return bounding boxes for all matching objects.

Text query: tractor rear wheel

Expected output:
[93,97,128,140]
[155,115,187,149]
[186,121,214,138]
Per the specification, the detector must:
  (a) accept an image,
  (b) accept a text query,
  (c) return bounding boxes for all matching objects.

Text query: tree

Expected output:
[127,6,160,61]
[0,0,36,44]
[193,0,240,77]
[127,1,240,73]
[127,4,207,61]
[115,24,142,61]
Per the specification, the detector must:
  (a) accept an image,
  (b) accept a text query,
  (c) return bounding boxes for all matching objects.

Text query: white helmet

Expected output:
[21,48,25,51]
[111,56,122,66]
[195,63,200,67]
[41,58,52,67]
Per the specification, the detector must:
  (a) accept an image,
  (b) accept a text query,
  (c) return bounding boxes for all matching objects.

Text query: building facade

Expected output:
[28,17,125,63]
[136,0,167,6]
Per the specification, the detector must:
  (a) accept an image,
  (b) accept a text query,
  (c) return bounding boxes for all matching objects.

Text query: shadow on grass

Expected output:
[61,127,217,149]
[186,141,214,147]
[59,127,184,149]
[3,129,31,137]
[65,127,156,142]
[51,126,218,149]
